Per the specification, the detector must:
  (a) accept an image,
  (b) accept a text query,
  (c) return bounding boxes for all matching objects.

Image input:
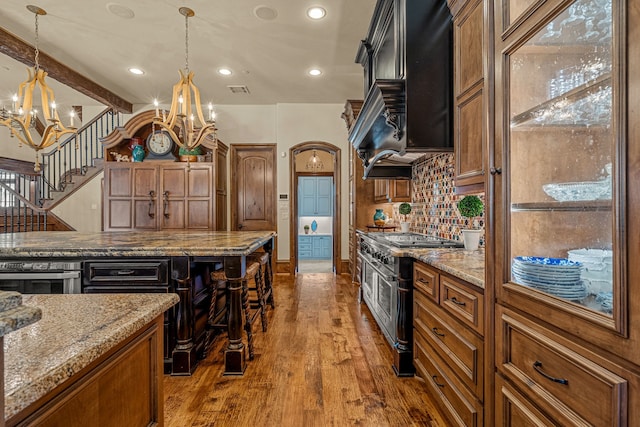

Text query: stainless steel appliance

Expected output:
[0,260,82,294]
[358,232,463,376]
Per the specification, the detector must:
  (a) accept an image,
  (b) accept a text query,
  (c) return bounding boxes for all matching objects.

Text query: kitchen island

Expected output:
[0,230,276,376]
[3,293,179,427]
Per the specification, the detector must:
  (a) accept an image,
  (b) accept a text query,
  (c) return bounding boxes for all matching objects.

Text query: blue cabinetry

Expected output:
[298,235,332,260]
[299,177,332,216]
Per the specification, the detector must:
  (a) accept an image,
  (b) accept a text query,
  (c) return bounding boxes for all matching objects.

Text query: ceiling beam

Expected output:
[0,27,133,114]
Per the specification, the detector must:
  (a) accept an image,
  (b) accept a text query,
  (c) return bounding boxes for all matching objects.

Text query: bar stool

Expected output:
[248,251,273,331]
[203,271,228,357]
[210,261,261,360]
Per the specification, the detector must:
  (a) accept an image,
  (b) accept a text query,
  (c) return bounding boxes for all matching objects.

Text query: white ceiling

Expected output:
[0,0,375,110]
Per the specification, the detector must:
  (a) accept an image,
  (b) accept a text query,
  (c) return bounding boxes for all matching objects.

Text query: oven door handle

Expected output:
[360,254,397,282]
[0,271,81,280]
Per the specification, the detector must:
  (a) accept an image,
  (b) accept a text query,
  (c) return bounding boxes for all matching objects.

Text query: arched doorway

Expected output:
[289,142,341,274]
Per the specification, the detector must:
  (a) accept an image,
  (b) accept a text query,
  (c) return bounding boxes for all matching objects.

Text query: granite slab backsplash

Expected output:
[391,153,485,247]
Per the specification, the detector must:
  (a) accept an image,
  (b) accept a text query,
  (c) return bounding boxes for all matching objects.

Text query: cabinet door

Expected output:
[299,177,318,215]
[494,0,629,354]
[133,166,159,230]
[160,165,213,230]
[104,164,134,230]
[373,179,390,203]
[315,177,333,215]
[389,180,411,202]
[453,0,486,192]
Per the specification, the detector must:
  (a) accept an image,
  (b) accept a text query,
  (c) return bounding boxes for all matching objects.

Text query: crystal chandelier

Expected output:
[306,150,324,171]
[153,7,217,151]
[0,5,77,172]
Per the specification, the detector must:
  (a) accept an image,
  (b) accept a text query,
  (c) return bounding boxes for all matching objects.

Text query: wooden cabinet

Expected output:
[8,315,164,427]
[491,0,640,424]
[451,0,491,194]
[299,176,332,216]
[413,261,485,426]
[298,235,332,260]
[102,110,227,232]
[373,179,410,203]
[104,162,215,231]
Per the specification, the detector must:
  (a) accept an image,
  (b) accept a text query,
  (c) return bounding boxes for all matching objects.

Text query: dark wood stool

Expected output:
[248,251,273,331]
[211,261,261,360]
[204,273,228,357]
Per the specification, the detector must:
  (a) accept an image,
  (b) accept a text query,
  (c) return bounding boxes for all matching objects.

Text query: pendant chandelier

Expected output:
[306,150,324,171]
[153,7,217,151]
[0,5,77,172]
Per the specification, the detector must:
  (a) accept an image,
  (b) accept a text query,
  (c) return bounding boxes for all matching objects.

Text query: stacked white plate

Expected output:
[567,248,613,297]
[511,256,587,301]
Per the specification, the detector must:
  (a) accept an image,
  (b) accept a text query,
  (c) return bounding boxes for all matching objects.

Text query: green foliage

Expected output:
[457,195,483,218]
[178,145,203,156]
[398,202,412,216]
[304,224,310,229]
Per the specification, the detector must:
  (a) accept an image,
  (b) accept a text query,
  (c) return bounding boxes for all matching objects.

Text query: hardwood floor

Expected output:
[164,272,449,426]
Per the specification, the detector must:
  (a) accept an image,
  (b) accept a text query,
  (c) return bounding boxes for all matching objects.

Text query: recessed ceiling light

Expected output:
[128,68,144,75]
[307,6,326,20]
[106,3,135,19]
[308,68,322,76]
[254,5,278,21]
[218,68,233,76]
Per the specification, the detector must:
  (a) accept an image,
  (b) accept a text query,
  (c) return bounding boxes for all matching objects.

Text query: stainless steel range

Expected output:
[358,232,462,376]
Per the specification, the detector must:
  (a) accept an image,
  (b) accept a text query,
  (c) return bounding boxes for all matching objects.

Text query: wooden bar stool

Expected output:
[248,251,273,331]
[211,261,261,360]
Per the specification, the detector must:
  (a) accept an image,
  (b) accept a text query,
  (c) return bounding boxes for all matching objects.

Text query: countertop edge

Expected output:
[4,293,180,420]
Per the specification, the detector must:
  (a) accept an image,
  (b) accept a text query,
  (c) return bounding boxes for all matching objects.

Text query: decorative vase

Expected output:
[461,229,482,251]
[400,222,410,233]
[373,209,386,226]
[131,144,145,162]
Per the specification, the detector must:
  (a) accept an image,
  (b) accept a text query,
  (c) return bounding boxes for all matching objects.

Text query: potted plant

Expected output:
[457,195,484,250]
[398,202,412,233]
[178,145,203,162]
[303,225,310,234]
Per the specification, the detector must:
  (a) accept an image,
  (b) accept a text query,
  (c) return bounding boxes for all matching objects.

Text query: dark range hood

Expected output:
[348,0,453,180]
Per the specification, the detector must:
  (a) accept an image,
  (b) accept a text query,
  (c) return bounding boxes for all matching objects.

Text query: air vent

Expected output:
[227,85,250,94]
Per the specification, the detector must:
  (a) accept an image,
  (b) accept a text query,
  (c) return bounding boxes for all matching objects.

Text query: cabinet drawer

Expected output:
[495,375,557,427]
[84,259,169,285]
[440,274,483,335]
[414,290,483,399]
[414,331,483,427]
[496,306,629,426]
[413,261,439,303]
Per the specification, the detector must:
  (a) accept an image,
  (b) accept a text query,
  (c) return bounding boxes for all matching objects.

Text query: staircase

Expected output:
[0,108,124,232]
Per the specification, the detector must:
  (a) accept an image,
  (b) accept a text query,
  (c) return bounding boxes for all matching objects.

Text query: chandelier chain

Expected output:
[184,12,189,74]
[34,12,40,71]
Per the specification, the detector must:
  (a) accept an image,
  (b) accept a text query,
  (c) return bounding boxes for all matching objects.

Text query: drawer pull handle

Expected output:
[431,327,445,338]
[450,297,466,306]
[533,361,569,385]
[117,270,135,276]
[418,278,430,284]
[431,375,445,388]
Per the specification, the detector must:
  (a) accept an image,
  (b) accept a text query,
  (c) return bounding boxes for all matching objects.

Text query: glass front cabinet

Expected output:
[493,0,640,424]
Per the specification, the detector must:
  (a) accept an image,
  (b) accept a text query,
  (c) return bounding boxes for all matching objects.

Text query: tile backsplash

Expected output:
[398,153,485,246]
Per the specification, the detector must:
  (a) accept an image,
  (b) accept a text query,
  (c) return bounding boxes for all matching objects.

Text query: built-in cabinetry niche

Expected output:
[101,110,227,231]
[494,0,640,424]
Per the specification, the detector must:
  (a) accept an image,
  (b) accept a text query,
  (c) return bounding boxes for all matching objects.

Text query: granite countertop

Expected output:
[357,229,485,288]
[3,293,179,420]
[0,292,42,337]
[399,248,485,288]
[0,230,276,258]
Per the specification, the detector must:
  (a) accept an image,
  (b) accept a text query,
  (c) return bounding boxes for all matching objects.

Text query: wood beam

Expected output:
[0,27,133,114]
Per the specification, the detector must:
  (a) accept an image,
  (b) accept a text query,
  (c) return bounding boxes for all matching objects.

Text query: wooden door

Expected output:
[230,145,276,231]
[132,165,159,230]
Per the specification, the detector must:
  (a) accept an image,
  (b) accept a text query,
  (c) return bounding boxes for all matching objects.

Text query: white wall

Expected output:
[17,103,351,265]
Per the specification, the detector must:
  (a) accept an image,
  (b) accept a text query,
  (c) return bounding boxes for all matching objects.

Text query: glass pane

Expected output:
[508,0,614,315]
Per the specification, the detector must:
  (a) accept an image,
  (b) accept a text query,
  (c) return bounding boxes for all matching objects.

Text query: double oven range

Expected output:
[358,232,463,376]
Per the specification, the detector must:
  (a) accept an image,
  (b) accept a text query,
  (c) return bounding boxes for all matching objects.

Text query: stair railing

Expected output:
[38,108,123,204]
[0,180,49,233]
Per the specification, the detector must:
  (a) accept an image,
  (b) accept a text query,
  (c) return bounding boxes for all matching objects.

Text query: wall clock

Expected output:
[145,130,177,160]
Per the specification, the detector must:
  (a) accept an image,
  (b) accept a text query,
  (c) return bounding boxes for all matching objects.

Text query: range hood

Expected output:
[349,0,453,180]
